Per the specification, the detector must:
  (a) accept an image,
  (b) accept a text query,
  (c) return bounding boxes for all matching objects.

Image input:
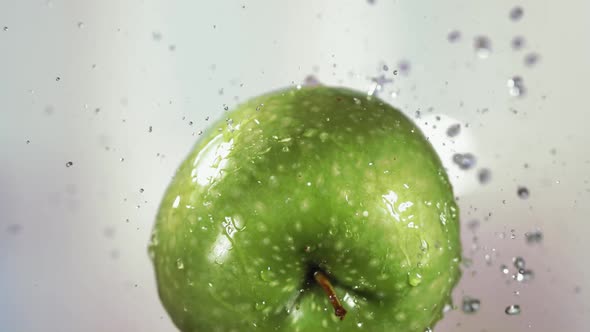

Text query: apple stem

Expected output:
[313,270,347,320]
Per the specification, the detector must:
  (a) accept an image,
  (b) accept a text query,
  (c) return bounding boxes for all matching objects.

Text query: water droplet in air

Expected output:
[3,26,8,31]
[474,36,492,58]
[517,186,529,199]
[509,6,524,21]
[446,123,461,137]
[511,36,525,50]
[462,297,481,314]
[65,161,74,167]
[77,22,85,29]
[478,168,491,184]
[447,30,461,43]
[139,188,145,193]
[513,257,526,269]
[524,53,540,67]
[152,31,162,41]
[452,153,476,170]
[56,76,61,82]
[398,60,411,75]
[516,269,534,282]
[501,265,510,275]
[507,76,526,97]
[505,304,521,315]
[525,230,543,244]
[303,75,321,86]
[176,258,185,269]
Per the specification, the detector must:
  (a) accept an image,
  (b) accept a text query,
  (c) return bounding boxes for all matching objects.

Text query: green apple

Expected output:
[149,86,461,332]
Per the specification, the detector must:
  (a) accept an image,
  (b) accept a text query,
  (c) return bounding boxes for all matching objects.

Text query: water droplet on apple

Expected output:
[505,304,521,315]
[420,239,429,252]
[176,258,184,269]
[260,267,273,281]
[255,301,266,311]
[408,272,422,287]
[462,297,481,314]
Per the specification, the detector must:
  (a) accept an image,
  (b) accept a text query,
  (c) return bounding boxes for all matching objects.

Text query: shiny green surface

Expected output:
[150,86,461,332]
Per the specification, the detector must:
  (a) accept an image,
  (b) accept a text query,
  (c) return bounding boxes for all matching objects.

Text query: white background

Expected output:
[0,0,588,331]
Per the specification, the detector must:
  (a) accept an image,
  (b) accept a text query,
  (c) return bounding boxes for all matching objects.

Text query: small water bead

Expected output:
[446,123,461,137]
[525,231,543,244]
[478,168,492,184]
[176,258,184,269]
[517,186,530,199]
[65,161,74,167]
[462,297,481,314]
[511,36,525,50]
[474,36,492,58]
[77,21,85,29]
[505,304,521,315]
[453,153,477,170]
[3,26,7,31]
[447,30,461,43]
[509,6,524,21]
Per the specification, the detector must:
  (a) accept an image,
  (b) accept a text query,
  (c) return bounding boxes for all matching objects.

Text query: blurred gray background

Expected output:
[1,0,588,331]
